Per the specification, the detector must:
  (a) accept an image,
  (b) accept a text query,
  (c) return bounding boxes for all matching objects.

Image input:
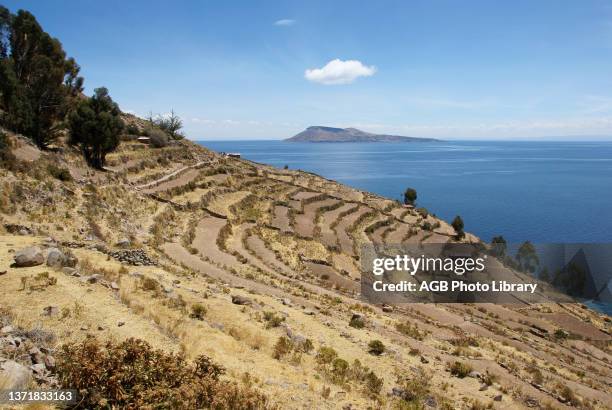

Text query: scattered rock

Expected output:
[43,355,55,369]
[80,325,89,331]
[467,371,481,379]
[110,282,120,291]
[62,267,79,276]
[0,360,31,390]
[281,298,292,306]
[109,249,156,266]
[80,274,101,284]
[45,248,65,268]
[42,306,59,317]
[0,270,6,276]
[303,309,315,316]
[116,238,131,248]
[30,363,46,375]
[1,325,14,334]
[381,304,393,313]
[479,384,488,391]
[231,295,252,305]
[420,356,429,364]
[14,246,44,267]
[423,395,437,408]
[350,312,363,321]
[494,394,503,402]
[117,321,125,327]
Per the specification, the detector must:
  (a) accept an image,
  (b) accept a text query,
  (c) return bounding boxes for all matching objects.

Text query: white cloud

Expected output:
[274,19,295,26]
[305,59,376,85]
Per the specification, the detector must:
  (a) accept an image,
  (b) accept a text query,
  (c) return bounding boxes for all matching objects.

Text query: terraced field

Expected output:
[2,131,610,410]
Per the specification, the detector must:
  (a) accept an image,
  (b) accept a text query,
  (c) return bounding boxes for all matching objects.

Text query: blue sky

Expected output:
[5,0,612,140]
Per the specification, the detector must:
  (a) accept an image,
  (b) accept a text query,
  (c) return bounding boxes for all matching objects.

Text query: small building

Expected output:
[220,152,241,158]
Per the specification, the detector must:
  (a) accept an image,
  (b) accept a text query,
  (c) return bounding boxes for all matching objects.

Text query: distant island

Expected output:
[284,126,439,143]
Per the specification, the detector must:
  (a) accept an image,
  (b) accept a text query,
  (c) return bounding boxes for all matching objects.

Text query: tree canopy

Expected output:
[69,87,123,169]
[403,187,417,205]
[451,215,465,239]
[0,7,83,148]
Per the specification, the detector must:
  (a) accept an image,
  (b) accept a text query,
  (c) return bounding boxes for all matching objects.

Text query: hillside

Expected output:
[285,126,439,143]
[1,126,611,409]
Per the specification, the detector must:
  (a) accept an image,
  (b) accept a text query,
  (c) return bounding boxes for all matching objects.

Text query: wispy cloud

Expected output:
[305,59,376,85]
[274,19,295,26]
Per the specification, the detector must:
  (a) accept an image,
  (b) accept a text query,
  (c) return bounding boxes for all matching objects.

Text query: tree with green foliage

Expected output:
[490,235,507,258]
[146,109,184,140]
[403,187,417,205]
[451,215,464,239]
[0,8,83,148]
[516,241,539,273]
[68,87,123,169]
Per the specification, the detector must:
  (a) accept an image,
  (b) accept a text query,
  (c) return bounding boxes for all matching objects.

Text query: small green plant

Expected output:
[316,346,338,365]
[47,164,72,181]
[272,336,293,360]
[449,361,472,378]
[190,303,206,320]
[349,315,365,329]
[263,311,285,329]
[368,340,385,356]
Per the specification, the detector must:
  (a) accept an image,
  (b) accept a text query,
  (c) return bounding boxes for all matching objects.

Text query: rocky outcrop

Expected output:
[13,246,44,267]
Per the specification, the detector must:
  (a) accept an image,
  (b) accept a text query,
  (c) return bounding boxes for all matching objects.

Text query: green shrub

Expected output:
[263,311,285,329]
[190,303,206,320]
[365,371,384,396]
[416,207,429,218]
[145,128,170,148]
[0,131,17,170]
[316,346,338,365]
[368,340,385,356]
[47,164,72,181]
[449,361,472,378]
[272,336,293,360]
[56,337,272,409]
[349,316,365,329]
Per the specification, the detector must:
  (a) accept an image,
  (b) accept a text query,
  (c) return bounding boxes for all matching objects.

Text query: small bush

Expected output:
[316,346,338,365]
[365,371,384,396]
[449,361,472,378]
[368,340,385,356]
[146,128,170,148]
[0,131,18,170]
[47,164,72,181]
[263,311,285,329]
[190,303,206,320]
[272,336,293,360]
[349,316,365,329]
[57,337,272,409]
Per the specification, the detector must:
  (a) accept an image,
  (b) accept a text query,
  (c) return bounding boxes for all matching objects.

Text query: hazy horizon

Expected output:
[5,0,612,141]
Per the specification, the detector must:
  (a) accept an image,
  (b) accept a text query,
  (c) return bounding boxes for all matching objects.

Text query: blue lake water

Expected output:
[197,140,612,244]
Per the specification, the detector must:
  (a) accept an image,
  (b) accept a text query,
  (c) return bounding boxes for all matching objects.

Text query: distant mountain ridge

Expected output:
[285,126,439,143]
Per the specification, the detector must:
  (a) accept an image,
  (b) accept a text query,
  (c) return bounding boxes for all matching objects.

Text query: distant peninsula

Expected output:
[284,126,439,143]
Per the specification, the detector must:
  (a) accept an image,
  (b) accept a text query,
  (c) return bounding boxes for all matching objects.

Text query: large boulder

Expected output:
[14,246,44,267]
[231,295,252,305]
[0,360,31,390]
[46,248,65,268]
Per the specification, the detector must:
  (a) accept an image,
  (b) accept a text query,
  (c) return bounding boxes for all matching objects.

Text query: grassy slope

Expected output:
[0,130,610,409]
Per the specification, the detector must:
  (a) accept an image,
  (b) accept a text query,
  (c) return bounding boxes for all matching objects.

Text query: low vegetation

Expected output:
[57,337,273,409]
